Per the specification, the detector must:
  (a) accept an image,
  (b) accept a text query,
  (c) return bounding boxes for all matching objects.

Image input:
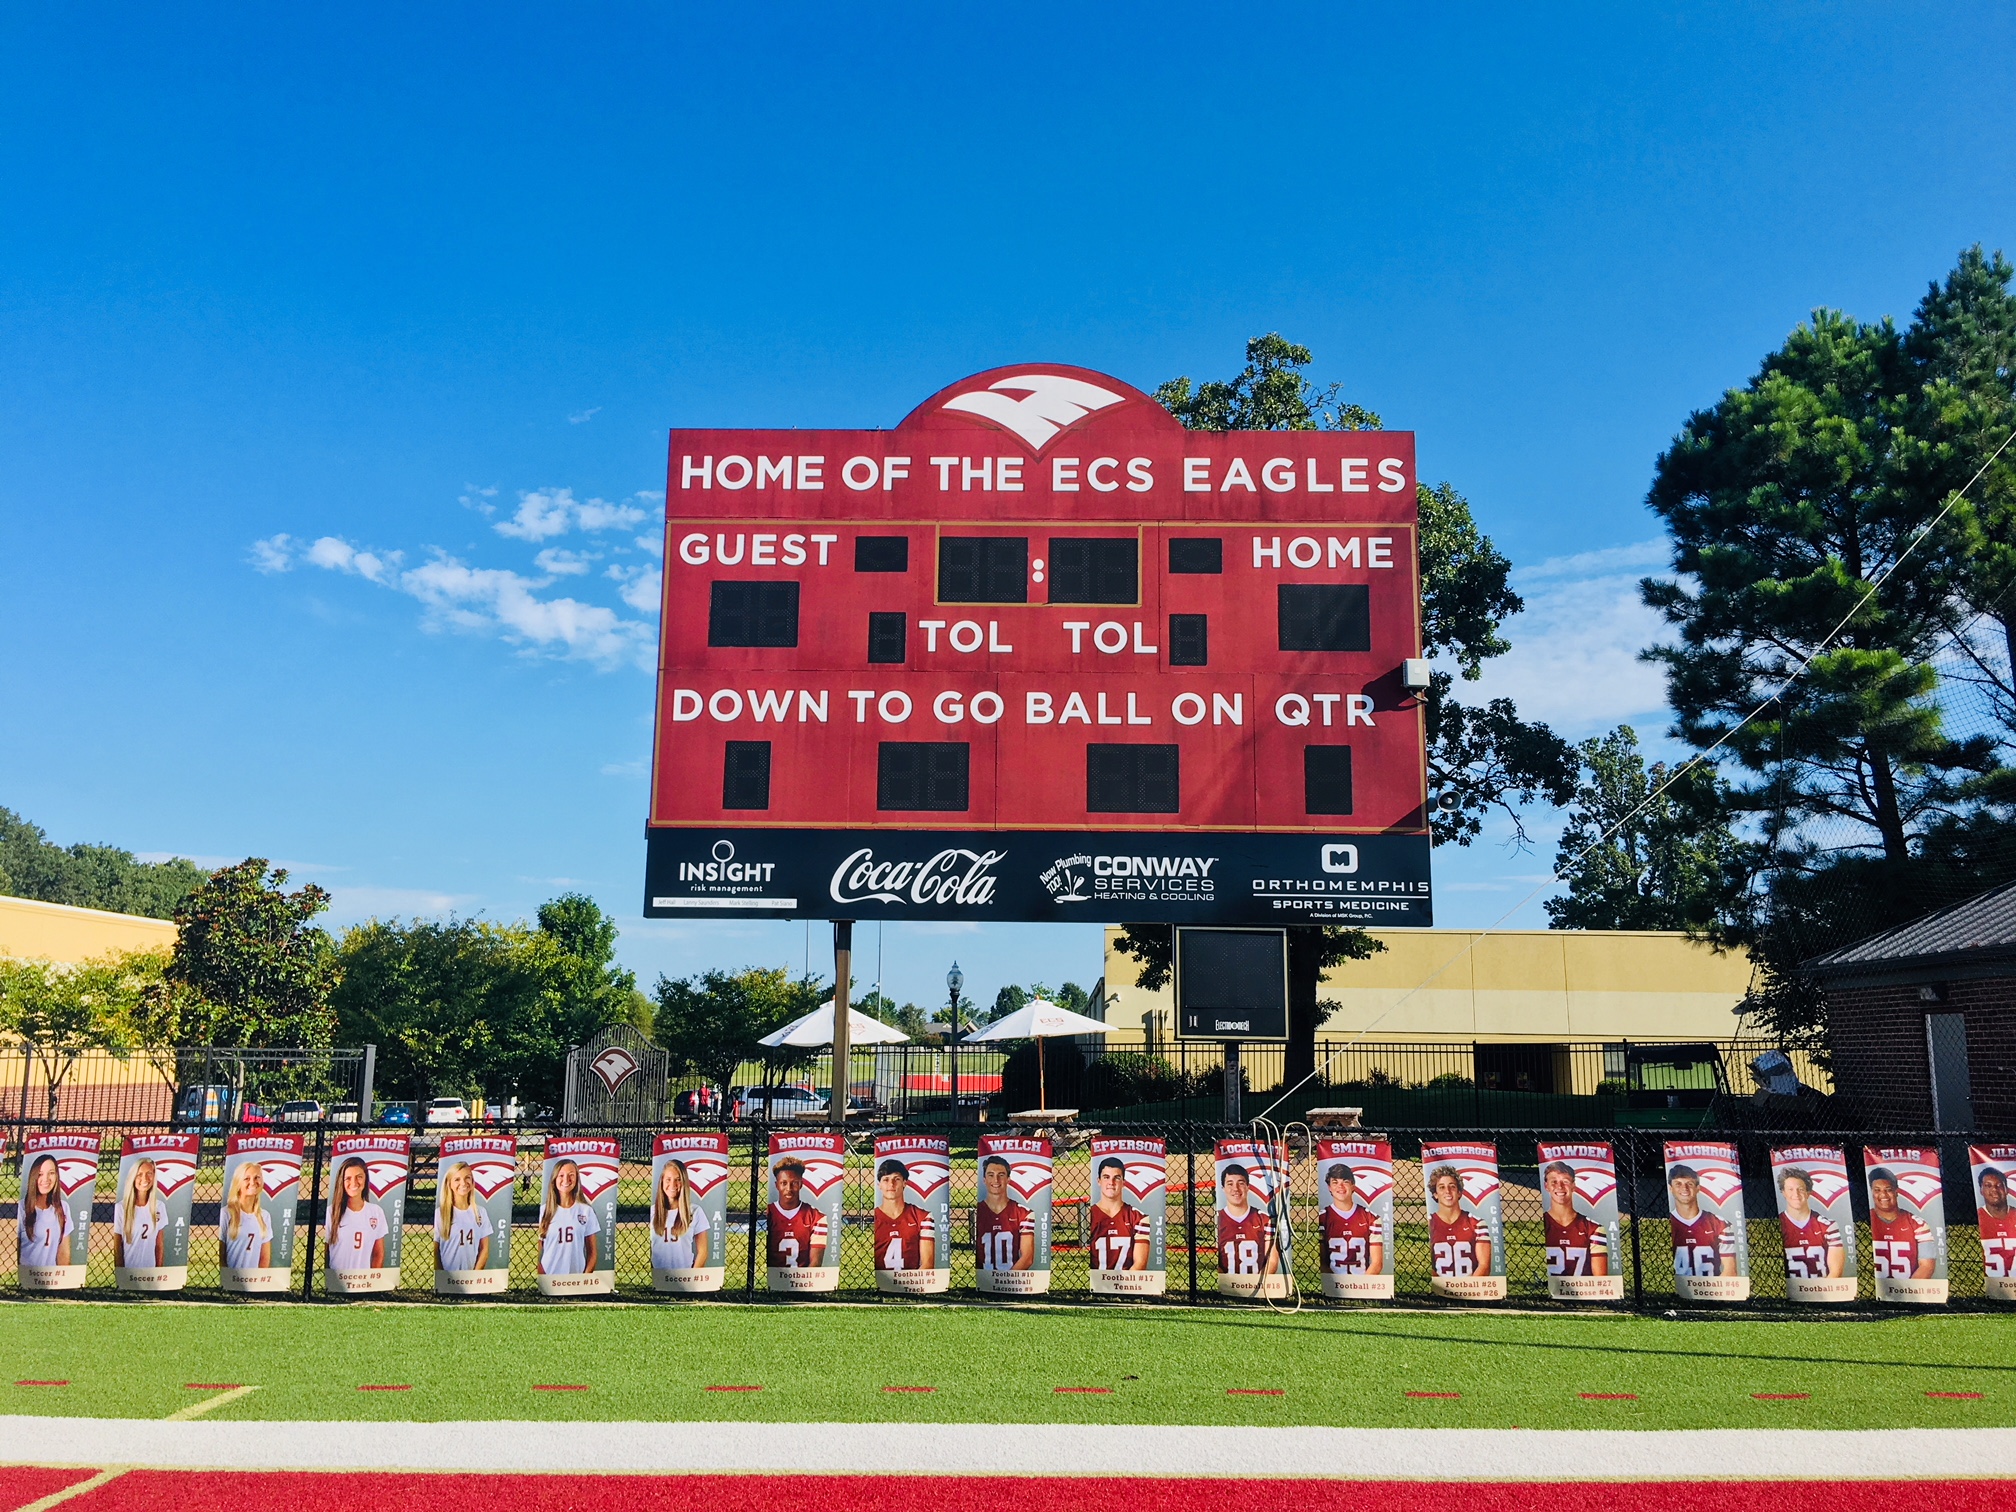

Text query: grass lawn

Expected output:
[0,1302,2010,1431]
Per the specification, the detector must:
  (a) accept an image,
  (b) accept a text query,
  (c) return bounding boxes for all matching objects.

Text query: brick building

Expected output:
[1806,881,2016,1132]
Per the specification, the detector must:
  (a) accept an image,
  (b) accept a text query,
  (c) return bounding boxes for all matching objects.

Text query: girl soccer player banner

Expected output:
[1535,1141,1620,1302]
[976,1134,1051,1296]
[1663,1140,1748,1302]
[651,1132,730,1293]
[19,1132,100,1291]
[220,1133,303,1292]
[538,1136,621,1296]
[325,1133,409,1295]
[114,1133,197,1292]
[873,1134,951,1295]
[1420,1140,1506,1301]
[1770,1145,1857,1304]
[1971,1144,2016,1302]
[1088,1136,1164,1296]
[767,1131,843,1292]
[1864,1145,1948,1305]
[434,1134,516,1295]
[1316,1138,1393,1301]
[1214,1138,1288,1299]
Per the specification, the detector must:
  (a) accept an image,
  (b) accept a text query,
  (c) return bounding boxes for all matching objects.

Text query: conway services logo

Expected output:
[941,373,1125,449]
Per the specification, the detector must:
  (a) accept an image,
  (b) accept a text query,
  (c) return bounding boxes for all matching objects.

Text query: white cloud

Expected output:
[459,485,499,517]
[249,534,294,574]
[600,759,647,779]
[321,884,481,927]
[398,554,653,668]
[534,547,597,576]
[606,562,662,612]
[1518,537,1668,581]
[633,532,664,557]
[303,535,403,584]
[493,488,649,542]
[568,407,602,425]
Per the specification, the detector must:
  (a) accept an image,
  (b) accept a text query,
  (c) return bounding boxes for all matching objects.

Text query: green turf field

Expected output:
[1,1302,2009,1430]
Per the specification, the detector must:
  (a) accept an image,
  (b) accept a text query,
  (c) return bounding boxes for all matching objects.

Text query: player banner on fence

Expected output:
[1971,1144,2016,1302]
[434,1135,516,1295]
[1771,1145,1857,1304]
[538,1136,620,1296]
[325,1133,409,1295]
[1537,1141,1621,1302]
[1214,1138,1288,1299]
[874,1134,950,1295]
[220,1133,302,1292]
[1421,1140,1507,1301]
[19,1131,100,1291]
[114,1133,197,1292]
[1315,1138,1392,1300]
[652,1132,730,1293]
[1088,1136,1165,1296]
[1864,1145,1948,1305]
[768,1131,843,1293]
[976,1134,1051,1296]
[1664,1140,1748,1302]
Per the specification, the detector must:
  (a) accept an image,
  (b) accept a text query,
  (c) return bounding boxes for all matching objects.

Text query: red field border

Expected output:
[12,1471,2016,1512]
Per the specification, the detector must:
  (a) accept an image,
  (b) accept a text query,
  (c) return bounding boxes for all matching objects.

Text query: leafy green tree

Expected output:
[168,860,339,1049]
[988,984,1028,1024]
[536,894,650,1044]
[0,806,206,919]
[0,954,137,1120]
[1544,726,1751,931]
[652,966,826,1095]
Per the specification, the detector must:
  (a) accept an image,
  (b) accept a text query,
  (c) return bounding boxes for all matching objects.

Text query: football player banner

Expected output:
[1088,1136,1165,1297]
[113,1133,198,1292]
[1420,1140,1507,1301]
[1316,1139,1394,1300]
[324,1133,410,1295]
[1864,1145,1948,1305]
[538,1136,621,1296]
[1970,1145,2016,1302]
[18,1132,101,1291]
[1215,1138,1289,1299]
[220,1132,304,1292]
[767,1131,844,1292]
[975,1135,1051,1296]
[1535,1141,1621,1302]
[651,1132,731,1293]
[1664,1140,1749,1302]
[434,1134,516,1295]
[872,1134,951,1295]
[1770,1145,1857,1304]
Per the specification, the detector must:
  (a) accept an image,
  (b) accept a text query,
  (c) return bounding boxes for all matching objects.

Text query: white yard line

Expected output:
[1,1419,2013,1480]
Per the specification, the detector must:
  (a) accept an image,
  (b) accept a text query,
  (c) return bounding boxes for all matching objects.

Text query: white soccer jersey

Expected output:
[222,1207,274,1270]
[541,1201,601,1274]
[651,1203,710,1271]
[436,1204,493,1271]
[329,1202,389,1271]
[122,1199,165,1261]
[19,1206,68,1267]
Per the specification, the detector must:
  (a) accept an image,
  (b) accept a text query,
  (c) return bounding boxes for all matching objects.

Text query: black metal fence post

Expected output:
[300,1125,327,1301]
[745,1125,761,1297]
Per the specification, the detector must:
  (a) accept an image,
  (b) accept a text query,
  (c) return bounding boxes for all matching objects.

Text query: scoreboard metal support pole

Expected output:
[830,921,854,1132]
[1222,1041,1242,1124]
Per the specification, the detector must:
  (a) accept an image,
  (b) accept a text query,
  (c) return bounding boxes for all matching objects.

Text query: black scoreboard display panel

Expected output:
[644,364,1433,926]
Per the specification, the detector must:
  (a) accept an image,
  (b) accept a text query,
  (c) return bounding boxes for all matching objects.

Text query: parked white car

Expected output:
[732,1085,825,1121]
[278,1100,326,1123]
[424,1096,470,1126]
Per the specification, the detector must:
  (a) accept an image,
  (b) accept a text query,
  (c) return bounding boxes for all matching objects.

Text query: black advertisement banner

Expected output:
[644,828,1431,925]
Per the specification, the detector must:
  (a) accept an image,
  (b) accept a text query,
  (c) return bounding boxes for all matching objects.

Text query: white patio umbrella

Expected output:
[964,998,1112,1111]
[758,1000,911,1049]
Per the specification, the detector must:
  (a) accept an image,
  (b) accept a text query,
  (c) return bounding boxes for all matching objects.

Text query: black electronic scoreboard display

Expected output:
[644,364,1432,926]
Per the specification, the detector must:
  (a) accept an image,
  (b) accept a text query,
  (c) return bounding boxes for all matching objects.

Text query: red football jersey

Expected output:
[1320,1200,1379,1274]
[1978,1209,2016,1278]
[974,1198,1032,1271]
[1669,1211,1731,1277]
[1089,1202,1150,1271]
[1871,1210,1930,1279]
[767,1203,827,1268]
[1778,1212,1842,1278]
[1430,1210,1482,1276]
[1217,1206,1273,1274]
[874,1202,934,1271]
[1544,1212,1603,1276]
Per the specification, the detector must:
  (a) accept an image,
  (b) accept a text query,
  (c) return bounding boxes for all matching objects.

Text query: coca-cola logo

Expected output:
[830,846,1007,907]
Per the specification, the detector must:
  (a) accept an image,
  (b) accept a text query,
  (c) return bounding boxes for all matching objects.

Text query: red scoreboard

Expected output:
[644,364,1432,926]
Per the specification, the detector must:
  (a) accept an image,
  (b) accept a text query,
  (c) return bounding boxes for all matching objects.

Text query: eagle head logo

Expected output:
[941,373,1126,450]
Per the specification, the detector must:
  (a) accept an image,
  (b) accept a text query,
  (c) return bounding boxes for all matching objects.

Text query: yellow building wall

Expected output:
[0,894,177,964]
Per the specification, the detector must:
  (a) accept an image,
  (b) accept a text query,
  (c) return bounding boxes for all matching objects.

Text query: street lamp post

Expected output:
[947,962,964,1126]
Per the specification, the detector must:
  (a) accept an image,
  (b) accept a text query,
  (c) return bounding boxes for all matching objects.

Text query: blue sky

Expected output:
[4,3,2013,1011]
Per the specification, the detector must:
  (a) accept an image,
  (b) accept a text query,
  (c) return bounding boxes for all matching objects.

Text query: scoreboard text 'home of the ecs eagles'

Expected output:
[644,365,1433,927]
